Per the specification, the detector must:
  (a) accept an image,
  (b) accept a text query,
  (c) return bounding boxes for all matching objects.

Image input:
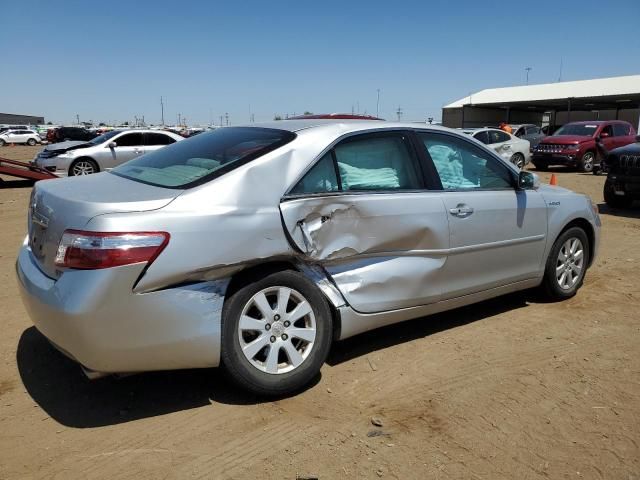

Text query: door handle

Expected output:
[449,204,474,217]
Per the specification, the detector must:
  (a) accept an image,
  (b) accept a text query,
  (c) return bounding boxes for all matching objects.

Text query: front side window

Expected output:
[114,133,143,147]
[526,126,540,135]
[600,125,613,137]
[113,127,295,188]
[612,123,630,137]
[419,133,513,190]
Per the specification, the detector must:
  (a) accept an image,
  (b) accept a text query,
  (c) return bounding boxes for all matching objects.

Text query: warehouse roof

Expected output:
[444,74,640,108]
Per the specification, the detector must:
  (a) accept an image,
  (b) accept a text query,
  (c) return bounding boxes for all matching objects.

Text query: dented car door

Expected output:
[280,131,450,314]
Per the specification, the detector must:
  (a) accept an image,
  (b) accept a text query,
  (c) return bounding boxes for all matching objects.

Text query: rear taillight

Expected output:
[55,230,169,269]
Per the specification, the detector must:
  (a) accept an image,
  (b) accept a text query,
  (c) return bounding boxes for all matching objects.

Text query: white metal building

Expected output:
[442,74,640,131]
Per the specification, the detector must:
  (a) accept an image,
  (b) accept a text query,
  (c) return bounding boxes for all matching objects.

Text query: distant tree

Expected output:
[98,122,106,126]
[303,111,313,115]
[273,115,282,121]
[123,121,129,126]
[46,121,52,125]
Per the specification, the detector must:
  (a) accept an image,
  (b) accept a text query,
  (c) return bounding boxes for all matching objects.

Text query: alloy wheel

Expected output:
[238,286,316,374]
[71,161,96,175]
[581,152,594,172]
[555,237,584,290]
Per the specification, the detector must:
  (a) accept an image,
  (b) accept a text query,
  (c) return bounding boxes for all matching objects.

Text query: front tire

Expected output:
[0,139,5,147]
[510,153,525,169]
[541,227,589,300]
[578,151,595,172]
[69,158,99,176]
[221,270,333,396]
[27,138,37,146]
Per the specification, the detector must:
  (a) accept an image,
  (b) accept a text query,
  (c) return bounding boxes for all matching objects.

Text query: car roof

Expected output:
[461,127,508,133]
[235,119,456,136]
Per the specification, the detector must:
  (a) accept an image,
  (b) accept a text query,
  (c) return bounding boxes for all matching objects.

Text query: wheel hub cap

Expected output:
[238,286,317,375]
[555,237,584,290]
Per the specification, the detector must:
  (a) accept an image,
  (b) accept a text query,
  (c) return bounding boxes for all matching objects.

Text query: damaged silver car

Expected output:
[17,120,601,395]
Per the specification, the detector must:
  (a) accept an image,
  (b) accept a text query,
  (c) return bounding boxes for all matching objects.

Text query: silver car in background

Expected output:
[33,129,183,176]
[17,120,601,395]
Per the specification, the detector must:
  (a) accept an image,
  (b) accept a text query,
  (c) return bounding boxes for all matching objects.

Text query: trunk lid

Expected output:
[28,172,182,278]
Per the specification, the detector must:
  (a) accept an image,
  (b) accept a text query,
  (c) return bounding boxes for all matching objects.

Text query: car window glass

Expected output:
[145,133,176,146]
[290,152,339,194]
[513,127,523,137]
[526,126,539,135]
[600,125,613,137]
[419,133,513,190]
[473,131,490,144]
[612,123,630,137]
[333,134,421,191]
[115,133,143,147]
[488,130,511,143]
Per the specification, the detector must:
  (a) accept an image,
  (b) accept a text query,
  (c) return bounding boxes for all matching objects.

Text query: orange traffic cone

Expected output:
[549,173,558,186]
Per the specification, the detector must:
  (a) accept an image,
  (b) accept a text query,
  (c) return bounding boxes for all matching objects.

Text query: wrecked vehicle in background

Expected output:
[17,120,601,395]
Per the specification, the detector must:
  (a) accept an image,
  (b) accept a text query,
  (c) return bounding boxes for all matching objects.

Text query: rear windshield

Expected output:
[553,124,598,137]
[112,127,296,188]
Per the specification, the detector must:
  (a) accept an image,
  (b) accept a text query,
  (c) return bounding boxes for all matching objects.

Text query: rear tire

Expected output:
[69,158,99,176]
[510,153,525,169]
[578,151,595,172]
[0,139,5,147]
[604,180,633,208]
[541,227,589,301]
[221,270,333,396]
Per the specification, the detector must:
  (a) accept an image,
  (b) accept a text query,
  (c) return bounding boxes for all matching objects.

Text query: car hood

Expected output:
[43,140,90,152]
[543,135,592,144]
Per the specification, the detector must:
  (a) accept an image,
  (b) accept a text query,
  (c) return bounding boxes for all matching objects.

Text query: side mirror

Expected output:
[108,141,117,148]
[518,171,540,190]
[600,132,610,139]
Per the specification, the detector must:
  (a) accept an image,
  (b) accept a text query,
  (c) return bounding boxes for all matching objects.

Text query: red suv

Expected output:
[531,120,637,173]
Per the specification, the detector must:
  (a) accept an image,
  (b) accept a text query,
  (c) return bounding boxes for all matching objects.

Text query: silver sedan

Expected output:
[17,120,601,395]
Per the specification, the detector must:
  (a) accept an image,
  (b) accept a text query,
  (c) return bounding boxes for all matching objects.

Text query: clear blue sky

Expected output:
[2,0,639,125]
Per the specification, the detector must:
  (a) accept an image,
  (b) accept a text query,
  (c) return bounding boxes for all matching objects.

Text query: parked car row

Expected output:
[462,128,531,169]
[0,128,42,146]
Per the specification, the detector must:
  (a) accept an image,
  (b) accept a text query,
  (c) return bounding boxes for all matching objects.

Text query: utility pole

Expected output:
[558,58,563,82]
[357,101,360,114]
[177,113,181,126]
[251,113,255,122]
[376,89,380,118]
[209,108,213,126]
[225,112,229,126]
[160,96,165,125]
[76,114,80,125]
[525,67,532,85]
[219,115,223,127]
[396,106,403,122]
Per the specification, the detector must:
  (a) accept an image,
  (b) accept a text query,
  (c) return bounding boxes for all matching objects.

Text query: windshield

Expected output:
[87,130,121,145]
[553,124,599,137]
[112,127,296,188]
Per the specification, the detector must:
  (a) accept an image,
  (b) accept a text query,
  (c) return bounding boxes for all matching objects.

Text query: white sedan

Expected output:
[0,129,42,146]
[462,128,531,169]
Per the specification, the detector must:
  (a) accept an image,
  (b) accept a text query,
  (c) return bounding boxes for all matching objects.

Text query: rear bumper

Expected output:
[16,241,227,374]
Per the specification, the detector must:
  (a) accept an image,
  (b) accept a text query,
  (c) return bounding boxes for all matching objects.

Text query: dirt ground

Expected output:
[1,145,639,479]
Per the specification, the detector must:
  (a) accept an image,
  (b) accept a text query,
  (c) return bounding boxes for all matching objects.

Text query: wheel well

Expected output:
[224,260,342,341]
[560,218,595,267]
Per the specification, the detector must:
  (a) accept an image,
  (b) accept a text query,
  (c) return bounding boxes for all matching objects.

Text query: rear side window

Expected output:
[488,130,511,144]
[290,133,422,194]
[290,153,339,194]
[113,127,296,188]
[473,131,490,144]
[145,133,176,146]
[613,123,630,137]
[419,133,513,190]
